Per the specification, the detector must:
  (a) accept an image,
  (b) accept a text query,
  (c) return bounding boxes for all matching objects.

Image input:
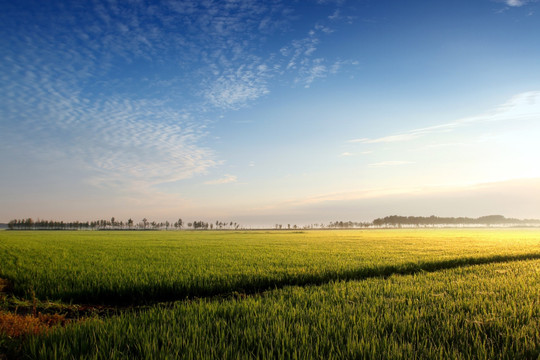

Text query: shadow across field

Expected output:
[46,252,540,307]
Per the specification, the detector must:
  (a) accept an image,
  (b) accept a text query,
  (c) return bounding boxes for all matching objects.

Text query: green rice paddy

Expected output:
[1,229,539,359]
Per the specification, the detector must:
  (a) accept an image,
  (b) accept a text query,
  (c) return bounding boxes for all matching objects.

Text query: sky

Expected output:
[1,0,540,226]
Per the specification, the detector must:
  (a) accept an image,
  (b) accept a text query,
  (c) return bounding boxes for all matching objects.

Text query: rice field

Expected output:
[1,229,539,359]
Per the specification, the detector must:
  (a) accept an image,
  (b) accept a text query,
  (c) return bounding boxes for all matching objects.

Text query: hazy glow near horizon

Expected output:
[1,0,540,225]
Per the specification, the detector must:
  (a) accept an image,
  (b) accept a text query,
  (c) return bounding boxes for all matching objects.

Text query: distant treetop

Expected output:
[372,215,540,227]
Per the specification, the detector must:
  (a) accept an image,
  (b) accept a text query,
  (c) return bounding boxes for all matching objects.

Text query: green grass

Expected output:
[0,229,539,304]
[22,259,540,359]
[1,229,539,359]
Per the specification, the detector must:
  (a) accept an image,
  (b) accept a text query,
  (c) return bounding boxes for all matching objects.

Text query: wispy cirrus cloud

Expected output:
[279,25,356,88]
[298,58,328,88]
[349,91,540,144]
[328,9,341,20]
[495,0,533,12]
[165,0,356,108]
[281,34,320,71]
[349,123,458,144]
[0,0,357,196]
[505,0,527,6]
[0,60,217,191]
[316,0,346,5]
[0,15,217,193]
[369,161,414,167]
[203,64,271,109]
[204,174,238,185]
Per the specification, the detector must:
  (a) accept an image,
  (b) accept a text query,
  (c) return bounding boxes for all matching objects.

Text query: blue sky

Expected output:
[1,0,540,225]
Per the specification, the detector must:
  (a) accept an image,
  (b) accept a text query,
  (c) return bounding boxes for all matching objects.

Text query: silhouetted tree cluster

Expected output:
[327,221,372,229]
[7,217,243,231]
[212,221,240,230]
[372,215,540,227]
[8,219,93,230]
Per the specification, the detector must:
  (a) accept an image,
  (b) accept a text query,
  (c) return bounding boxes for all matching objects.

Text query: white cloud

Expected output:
[368,161,414,167]
[203,64,271,109]
[2,82,217,191]
[328,9,341,20]
[281,25,357,88]
[506,0,526,6]
[204,174,238,185]
[0,0,358,196]
[350,123,460,144]
[0,0,300,192]
[300,59,328,88]
[350,134,421,144]
[283,35,320,70]
[315,24,334,33]
[316,0,346,4]
[349,91,540,145]
[0,35,218,193]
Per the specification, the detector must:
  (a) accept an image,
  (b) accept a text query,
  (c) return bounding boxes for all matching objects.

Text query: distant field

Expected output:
[1,229,539,359]
[1,229,539,304]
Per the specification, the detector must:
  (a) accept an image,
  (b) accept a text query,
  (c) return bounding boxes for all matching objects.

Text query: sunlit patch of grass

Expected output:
[0,229,539,304]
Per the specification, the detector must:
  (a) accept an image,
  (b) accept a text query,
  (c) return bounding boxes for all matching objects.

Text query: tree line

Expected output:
[6,214,540,231]
[371,215,540,227]
[271,215,540,230]
[6,218,241,231]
